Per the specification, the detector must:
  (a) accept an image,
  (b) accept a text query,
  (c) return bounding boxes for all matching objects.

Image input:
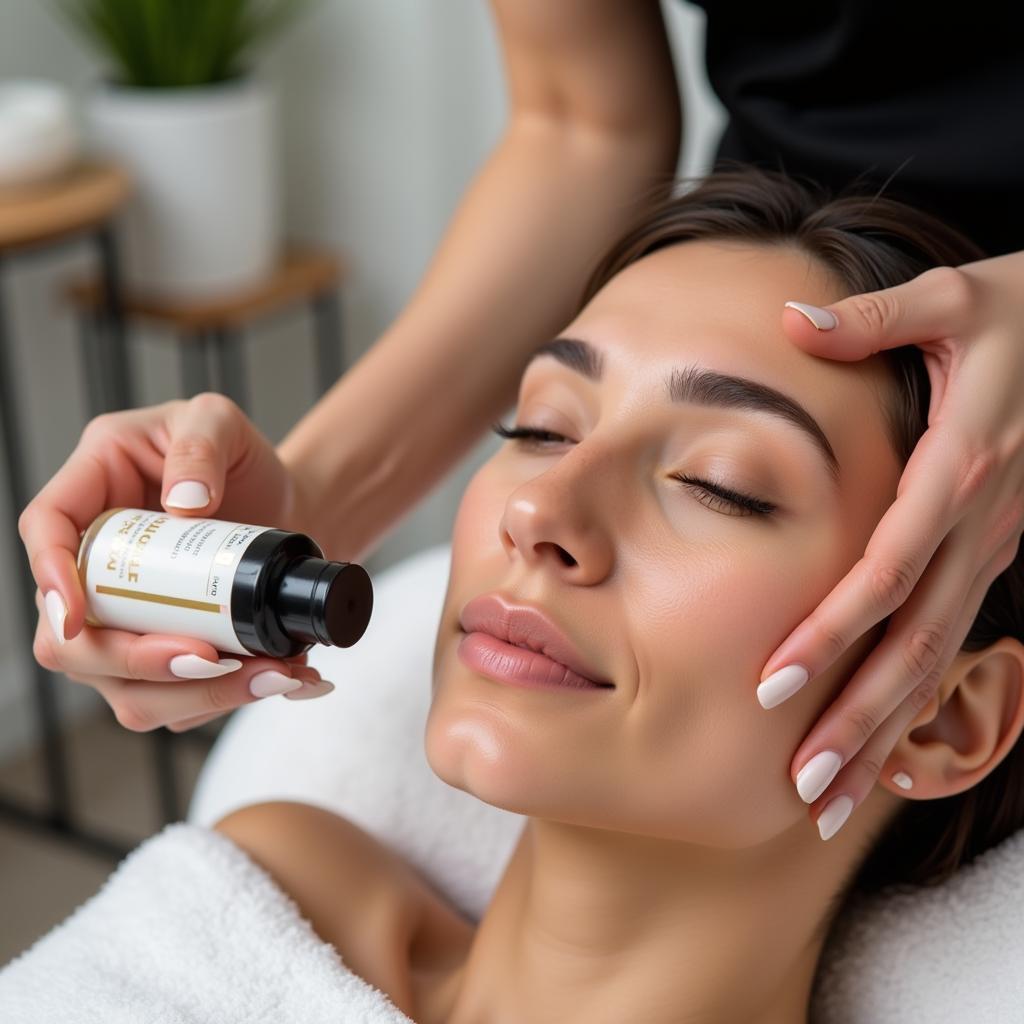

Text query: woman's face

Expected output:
[426,239,903,848]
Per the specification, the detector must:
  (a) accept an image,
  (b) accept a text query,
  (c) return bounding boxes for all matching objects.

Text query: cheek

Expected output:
[431,467,497,679]
[450,463,508,572]
[616,521,861,845]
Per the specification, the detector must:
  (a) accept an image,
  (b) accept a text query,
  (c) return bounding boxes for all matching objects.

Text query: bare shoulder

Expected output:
[212,800,432,998]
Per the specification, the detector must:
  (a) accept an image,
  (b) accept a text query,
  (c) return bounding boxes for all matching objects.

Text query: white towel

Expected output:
[3,816,1023,1023]
[809,824,1024,1022]
[0,821,414,1024]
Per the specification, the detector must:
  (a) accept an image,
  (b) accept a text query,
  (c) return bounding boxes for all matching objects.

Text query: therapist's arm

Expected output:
[276,0,682,563]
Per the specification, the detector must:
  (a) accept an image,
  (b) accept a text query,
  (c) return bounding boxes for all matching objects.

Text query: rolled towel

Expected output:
[809,824,1024,1022]
[0,80,78,190]
[0,821,414,1023]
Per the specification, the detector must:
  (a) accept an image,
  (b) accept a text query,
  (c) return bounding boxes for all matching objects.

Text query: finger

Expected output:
[757,423,975,708]
[165,660,331,732]
[160,392,246,515]
[32,587,246,682]
[18,435,150,645]
[781,264,975,360]
[87,664,330,733]
[31,585,331,713]
[166,710,230,733]
[790,520,980,790]
[800,533,1008,841]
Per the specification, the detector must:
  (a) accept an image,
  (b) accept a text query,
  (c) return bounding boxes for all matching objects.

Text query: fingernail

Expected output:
[166,480,210,509]
[784,301,838,330]
[249,670,303,698]
[817,794,854,840]
[757,663,809,709]
[796,749,844,803]
[44,590,67,645]
[284,679,336,701]
[892,770,914,790]
[170,654,244,679]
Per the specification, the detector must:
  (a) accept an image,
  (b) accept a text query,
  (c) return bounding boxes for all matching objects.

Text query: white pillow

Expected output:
[188,542,1024,1023]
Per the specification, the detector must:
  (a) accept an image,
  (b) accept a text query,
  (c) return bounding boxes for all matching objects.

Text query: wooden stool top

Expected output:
[64,244,345,331]
[0,159,131,252]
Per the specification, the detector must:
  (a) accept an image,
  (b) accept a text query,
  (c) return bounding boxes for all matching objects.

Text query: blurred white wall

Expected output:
[0,1,725,760]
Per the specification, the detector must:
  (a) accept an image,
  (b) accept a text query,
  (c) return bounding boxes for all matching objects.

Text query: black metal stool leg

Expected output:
[0,255,74,830]
[181,330,213,398]
[93,223,132,411]
[152,728,180,825]
[76,310,111,418]
[211,326,250,415]
[311,289,344,399]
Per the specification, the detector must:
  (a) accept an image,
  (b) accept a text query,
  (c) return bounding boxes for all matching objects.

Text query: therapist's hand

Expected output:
[18,393,335,735]
[762,249,1024,839]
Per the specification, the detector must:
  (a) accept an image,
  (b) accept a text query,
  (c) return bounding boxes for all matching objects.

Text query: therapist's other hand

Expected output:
[765,250,1024,839]
[18,392,334,733]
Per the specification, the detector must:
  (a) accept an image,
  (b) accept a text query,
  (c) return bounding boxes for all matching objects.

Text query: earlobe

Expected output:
[881,638,1024,801]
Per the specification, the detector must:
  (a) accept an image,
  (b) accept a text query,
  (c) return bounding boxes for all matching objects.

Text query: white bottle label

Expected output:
[81,509,273,656]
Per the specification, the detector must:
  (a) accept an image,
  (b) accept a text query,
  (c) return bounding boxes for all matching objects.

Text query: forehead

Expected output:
[556,239,897,469]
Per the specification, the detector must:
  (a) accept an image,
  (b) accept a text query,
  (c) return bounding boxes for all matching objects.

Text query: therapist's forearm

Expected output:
[277,116,680,563]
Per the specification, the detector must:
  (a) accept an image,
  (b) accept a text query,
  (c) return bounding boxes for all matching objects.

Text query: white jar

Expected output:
[0,79,79,191]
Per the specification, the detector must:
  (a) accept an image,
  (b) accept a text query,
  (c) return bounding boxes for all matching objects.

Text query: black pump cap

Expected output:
[276,557,373,648]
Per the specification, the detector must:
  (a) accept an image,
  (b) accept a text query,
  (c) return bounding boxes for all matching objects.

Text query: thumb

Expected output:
[781,266,972,361]
[161,396,236,515]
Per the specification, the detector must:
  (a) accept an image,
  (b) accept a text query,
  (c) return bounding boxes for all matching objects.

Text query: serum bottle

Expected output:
[77,507,373,658]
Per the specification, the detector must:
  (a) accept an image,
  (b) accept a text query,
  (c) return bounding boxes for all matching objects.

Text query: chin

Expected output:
[423,687,539,815]
[422,680,626,827]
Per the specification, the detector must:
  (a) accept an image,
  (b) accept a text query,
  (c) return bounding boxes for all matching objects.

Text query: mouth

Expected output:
[457,630,612,691]
[457,593,615,692]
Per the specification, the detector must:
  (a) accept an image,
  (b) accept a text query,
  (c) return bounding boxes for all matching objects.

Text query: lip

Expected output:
[458,593,614,689]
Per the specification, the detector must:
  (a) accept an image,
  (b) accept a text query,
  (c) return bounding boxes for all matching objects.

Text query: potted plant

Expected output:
[55,0,313,298]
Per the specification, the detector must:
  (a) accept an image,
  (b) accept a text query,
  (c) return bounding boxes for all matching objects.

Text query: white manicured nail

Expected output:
[170,655,244,679]
[817,794,854,840]
[784,301,838,330]
[892,770,914,790]
[796,749,844,803]
[44,590,67,645]
[757,664,810,709]
[284,679,336,701]
[249,670,303,698]
[166,480,210,509]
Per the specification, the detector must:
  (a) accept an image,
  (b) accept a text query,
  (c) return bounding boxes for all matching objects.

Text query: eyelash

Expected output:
[490,422,778,518]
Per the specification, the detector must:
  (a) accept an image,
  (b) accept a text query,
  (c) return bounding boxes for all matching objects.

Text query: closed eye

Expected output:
[490,422,777,518]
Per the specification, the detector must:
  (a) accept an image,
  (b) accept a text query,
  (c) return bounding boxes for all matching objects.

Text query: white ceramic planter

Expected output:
[86,78,279,299]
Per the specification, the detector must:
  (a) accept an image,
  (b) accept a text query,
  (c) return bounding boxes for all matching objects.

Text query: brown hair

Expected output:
[579,165,1024,894]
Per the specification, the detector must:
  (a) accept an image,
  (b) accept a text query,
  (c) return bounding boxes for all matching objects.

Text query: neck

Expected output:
[433,807,873,1024]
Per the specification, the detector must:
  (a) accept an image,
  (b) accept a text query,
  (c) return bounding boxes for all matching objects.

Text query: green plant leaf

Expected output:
[52,0,318,89]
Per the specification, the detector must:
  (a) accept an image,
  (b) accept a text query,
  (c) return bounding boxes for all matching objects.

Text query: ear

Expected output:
[880,637,1024,799]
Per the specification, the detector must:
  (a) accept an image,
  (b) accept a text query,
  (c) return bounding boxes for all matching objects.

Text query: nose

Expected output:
[498,449,614,585]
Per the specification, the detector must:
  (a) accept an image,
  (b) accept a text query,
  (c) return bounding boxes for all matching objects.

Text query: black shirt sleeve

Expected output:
[692,0,1024,257]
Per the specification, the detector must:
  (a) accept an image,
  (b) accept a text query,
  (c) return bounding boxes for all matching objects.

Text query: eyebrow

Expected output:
[524,337,841,486]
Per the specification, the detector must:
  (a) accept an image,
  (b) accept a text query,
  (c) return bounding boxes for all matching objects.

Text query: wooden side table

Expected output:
[0,159,134,861]
[64,244,347,416]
